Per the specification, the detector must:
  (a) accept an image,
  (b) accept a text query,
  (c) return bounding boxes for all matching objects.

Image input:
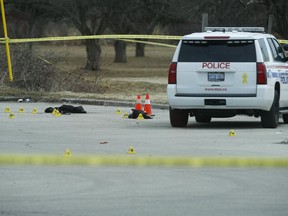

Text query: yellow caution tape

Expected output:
[119,38,177,48]
[0,34,182,44]
[0,35,286,45]
[0,155,288,168]
[278,39,288,44]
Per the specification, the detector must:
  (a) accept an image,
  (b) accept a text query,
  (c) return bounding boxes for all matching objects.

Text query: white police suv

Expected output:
[167,27,288,128]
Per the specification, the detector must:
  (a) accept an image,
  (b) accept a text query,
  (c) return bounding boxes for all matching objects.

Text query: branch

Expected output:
[238,0,247,8]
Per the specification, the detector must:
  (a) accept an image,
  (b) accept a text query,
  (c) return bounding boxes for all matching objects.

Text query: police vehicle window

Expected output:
[267,39,278,60]
[267,38,285,62]
[178,40,256,62]
[271,38,286,61]
[258,38,270,62]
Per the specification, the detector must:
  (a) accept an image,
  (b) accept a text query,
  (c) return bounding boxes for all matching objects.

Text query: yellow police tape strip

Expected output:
[0,155,288,168]
[0,35,287,44]
[0,34,182,43]
[119,39,177,48]
[278,40,288,44]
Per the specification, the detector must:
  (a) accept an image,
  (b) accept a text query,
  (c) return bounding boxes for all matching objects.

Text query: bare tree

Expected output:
[126,0,171,57]
[185,0,288,37]
[246,0,288,38]
[7,0,286,73]
[44,0,113,71]
[107,0,135,63]
[4,0,49,48]
[108,0,173,60]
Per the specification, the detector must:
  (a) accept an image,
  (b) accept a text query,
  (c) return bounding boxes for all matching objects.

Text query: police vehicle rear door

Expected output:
[176,37,257,97]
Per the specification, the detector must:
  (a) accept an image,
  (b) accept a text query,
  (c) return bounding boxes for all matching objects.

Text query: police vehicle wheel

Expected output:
[169,107,188,127]
[283,114,288,124]
[261,91,279,128]
[195,115,211,123]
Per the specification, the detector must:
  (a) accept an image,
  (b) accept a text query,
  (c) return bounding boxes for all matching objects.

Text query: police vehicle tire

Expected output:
[169,107,188,127]
[261,91,279,128]
[283,114,288,124]
[195,115,212,123]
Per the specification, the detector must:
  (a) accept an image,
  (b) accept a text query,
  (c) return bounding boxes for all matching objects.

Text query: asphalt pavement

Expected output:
[0,102,288,216]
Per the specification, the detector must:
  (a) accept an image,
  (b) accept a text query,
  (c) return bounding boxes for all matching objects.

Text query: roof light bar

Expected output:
[205,27,265,33]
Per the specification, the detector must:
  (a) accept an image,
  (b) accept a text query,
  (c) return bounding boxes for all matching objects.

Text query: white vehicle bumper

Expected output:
[167,85,274,111]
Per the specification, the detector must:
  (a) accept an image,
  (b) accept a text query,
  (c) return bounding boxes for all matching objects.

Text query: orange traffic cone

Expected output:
[144,94,152,115]
[135,95,142,111]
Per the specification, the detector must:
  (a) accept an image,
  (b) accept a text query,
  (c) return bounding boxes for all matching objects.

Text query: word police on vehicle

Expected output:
[167,27,288,128]
[202,62,230,69]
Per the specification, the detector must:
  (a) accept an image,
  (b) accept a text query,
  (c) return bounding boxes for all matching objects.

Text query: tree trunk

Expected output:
[135,43,145,57]
[85,39,101,71]
[114,40,127,63]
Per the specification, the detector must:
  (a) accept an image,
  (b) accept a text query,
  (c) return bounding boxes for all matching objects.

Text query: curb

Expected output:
[0,96,169,110]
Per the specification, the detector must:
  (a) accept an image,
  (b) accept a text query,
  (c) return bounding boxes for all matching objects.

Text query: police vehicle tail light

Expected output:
[257,63,267,85]
[168,62,177,84]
